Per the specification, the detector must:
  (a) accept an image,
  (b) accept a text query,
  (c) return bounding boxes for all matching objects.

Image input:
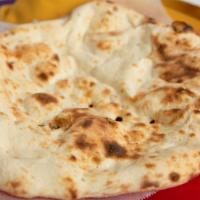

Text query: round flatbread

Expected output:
[0,1,200,199]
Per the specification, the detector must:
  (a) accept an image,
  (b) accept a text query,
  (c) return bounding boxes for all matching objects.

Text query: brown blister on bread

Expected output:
[169,172,180,182]
[126,130,146,143]
[80,119,93,128]
[152,29,200,85]
[13,43,52,64]
[145,163,156,169]
[92,156,101,164]
[149,132,165,143]
[6,179,27,197]
[49,109,89,130]
[56,79,70,90]
[33,93,58,105]
[132,87,195,106]
[132,86,196,122]
[76,77,96,90]
[172,21,193,33]
[34,61,59,84]
[146,17,157,24]
[154,108,189,126]
[97,40,112,51]
[53,139,66,147]
[52,54,60,62]
[69,155,77,162]
[75,134,96,150]
[68,188,77,200]
[63,177,78,200]
[160,88,195,104]
[6,61,14,70]
[141,177,159,189]
[158,62,200,83]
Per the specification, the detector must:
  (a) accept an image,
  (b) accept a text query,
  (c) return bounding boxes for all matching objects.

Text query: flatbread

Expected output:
[0,1,200,200]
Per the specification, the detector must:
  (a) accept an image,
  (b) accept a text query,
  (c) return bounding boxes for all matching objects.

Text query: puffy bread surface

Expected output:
[0,1,200,199]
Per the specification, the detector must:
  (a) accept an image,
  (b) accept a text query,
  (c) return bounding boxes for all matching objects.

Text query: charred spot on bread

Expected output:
[115,116,123,122]
[89,104,94,108]
[149,120,155,124]
[104,141,127,158]
[169,172,180,182]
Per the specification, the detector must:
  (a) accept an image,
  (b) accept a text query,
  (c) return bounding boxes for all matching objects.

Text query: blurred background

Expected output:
[0,0,199,32]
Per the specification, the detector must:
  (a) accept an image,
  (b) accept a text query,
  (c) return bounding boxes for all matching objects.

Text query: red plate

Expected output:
[148,175,200,200]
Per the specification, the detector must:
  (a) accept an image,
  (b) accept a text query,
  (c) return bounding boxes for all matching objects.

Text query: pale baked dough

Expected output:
[0,1,200,199]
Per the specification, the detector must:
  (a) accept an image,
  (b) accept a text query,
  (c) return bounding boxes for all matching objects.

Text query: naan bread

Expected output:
[0,1,200,199]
